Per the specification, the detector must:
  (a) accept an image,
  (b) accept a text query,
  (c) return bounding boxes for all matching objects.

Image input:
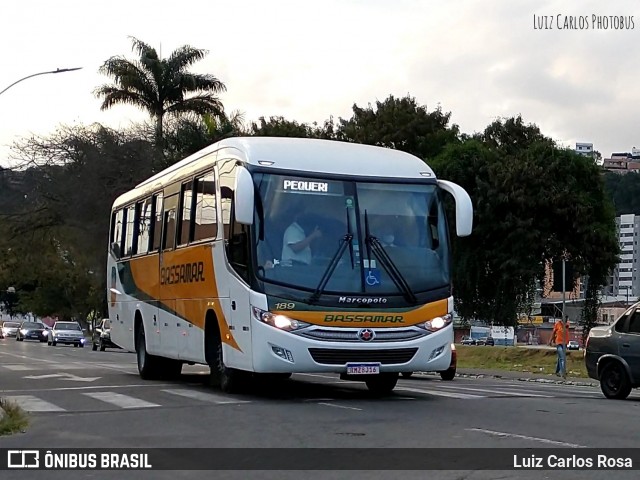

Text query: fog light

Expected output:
[428,345,445,361]
[271,346,294,363]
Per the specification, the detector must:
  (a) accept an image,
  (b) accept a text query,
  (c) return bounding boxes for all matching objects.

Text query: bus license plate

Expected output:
[346,363,380,374]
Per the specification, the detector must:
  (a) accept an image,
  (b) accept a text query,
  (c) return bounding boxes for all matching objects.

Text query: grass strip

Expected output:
[0,397,29,435]
[456,345,588,378]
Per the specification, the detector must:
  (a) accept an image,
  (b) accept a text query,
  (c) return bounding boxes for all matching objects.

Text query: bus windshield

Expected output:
[254,173,450,298]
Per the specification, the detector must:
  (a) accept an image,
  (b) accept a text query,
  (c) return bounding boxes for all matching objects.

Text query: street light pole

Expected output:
[0,67,82,97]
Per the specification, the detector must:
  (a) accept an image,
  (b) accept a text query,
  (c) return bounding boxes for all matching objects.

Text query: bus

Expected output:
[107,137,473,394]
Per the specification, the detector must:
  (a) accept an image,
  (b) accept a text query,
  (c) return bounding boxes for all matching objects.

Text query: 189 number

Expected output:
[274,302,296,310]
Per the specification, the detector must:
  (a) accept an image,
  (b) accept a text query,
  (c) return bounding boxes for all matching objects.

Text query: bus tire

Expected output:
[136,321,162,380]
[210,340,243,393]
[365,373,398,396]
[162,358,183,380]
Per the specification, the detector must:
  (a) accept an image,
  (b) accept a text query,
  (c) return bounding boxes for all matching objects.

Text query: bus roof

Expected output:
[113,137,436,208]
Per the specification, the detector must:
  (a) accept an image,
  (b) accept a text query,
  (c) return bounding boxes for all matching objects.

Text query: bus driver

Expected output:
[281,205,322,266]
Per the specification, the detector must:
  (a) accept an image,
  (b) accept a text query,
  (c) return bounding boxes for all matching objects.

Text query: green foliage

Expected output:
[603,171,640,215]
[249,116,337,139]
[432,117,619,326]
[1,125,156,319]
[95,37,226,147]
[0,398,29,436]
[336,95,460,160]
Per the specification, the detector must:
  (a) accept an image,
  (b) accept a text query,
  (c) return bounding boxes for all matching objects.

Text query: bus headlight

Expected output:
[421,314,452,332]
[251,306,310,332]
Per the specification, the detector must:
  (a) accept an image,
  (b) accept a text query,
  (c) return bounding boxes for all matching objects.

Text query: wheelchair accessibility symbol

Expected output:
[366,269,381,286]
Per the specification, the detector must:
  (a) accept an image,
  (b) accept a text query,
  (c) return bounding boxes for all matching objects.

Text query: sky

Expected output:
[1,0,639,168]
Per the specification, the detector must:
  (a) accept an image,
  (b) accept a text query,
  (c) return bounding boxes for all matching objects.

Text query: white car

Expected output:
[567,340,580,351]
[48,321,86,347]
[1,321,21,338]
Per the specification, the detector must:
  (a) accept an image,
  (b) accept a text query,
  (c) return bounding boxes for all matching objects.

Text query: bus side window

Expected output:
[219,159,250,282]
[178,179,196,246]
[161,193,180,252]
[123,204,137,256]
[163,209,177,251]
[193,171,217,241]
[110,209,124,259]
[137,197,153,255]
[151,193,163,252]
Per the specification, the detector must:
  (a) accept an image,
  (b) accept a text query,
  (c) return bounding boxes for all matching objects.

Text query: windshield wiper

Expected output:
[364,211,418,304]
[308,210,354,304]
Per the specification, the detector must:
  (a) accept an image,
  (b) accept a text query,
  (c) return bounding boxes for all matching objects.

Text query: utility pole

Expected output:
[562,259,567,378]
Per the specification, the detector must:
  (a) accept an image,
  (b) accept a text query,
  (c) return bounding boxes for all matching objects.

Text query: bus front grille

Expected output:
[298,328,425,342]
[308,347,418,365]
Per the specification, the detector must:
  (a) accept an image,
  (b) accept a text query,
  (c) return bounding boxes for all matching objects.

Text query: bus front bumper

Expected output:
[251,320,454,374]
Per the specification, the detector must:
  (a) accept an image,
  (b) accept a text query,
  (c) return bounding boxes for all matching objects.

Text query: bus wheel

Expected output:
[162,359,183,380]
[136,323,161,380]
[210,340,243,393]
[365,373,398,396]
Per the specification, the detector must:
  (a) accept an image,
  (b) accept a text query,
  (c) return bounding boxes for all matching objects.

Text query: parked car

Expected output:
[400,343,457,381]
[16,321,48,342]
[585,304,640,399]
[48,321,86,347]
[0,320,21,338]
[477,336,495,346]
[92,318,119,351]
[567,340,580,351]
[461,336,476,346]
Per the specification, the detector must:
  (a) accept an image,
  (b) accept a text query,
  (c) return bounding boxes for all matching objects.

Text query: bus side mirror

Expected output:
[235,166,254,225]
[437,179,473,237]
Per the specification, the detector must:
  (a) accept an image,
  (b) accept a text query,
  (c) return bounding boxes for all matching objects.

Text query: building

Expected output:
[602,148,640,174]
[604,214,640,298]
[575,142,594,157]
[542,260,584,300]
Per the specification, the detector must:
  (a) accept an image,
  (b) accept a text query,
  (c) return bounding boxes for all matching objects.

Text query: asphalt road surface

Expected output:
[1,337,639,480]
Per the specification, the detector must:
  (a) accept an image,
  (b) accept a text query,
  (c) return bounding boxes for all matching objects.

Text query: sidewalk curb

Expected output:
[413,370,598,388]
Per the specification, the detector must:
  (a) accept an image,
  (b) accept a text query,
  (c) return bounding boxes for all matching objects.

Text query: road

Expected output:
[1,337,639,480]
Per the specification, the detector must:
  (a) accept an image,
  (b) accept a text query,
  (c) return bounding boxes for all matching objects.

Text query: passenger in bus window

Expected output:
[281,204,322,266]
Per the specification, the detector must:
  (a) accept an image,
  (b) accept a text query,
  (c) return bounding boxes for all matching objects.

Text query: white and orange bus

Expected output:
[107,137,473,394]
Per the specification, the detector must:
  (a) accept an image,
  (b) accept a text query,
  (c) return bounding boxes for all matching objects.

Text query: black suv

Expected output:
[585,304,640,399]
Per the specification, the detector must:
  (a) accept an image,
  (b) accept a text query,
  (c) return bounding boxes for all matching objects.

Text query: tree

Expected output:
[162,111,247,166]
[4,124,157,318]
[95,37,226,148]
[432,118,619,326]
[337,94,460,160]
[603,171,640,215]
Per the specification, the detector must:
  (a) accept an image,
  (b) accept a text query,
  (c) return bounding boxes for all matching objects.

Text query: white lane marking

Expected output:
[318,402,362,411]
[161,389,250,404]
[467,428,588,448]
[297,373,337,380]
[82,392,160,409]
[397,387,483,399]
[1,383,173,393]
[23,372,101,382]
[0,351,137,374]
[3,395,65,412]
[436,385,552,398]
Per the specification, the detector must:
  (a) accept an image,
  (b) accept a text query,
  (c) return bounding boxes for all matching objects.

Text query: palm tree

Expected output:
[95,37,226,147]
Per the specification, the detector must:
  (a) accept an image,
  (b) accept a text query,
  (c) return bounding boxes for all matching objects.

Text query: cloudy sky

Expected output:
[1,0,639,167]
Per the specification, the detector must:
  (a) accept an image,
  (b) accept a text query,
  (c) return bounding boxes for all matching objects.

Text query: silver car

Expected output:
[48,321,86,347]
[1,321,21,338]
